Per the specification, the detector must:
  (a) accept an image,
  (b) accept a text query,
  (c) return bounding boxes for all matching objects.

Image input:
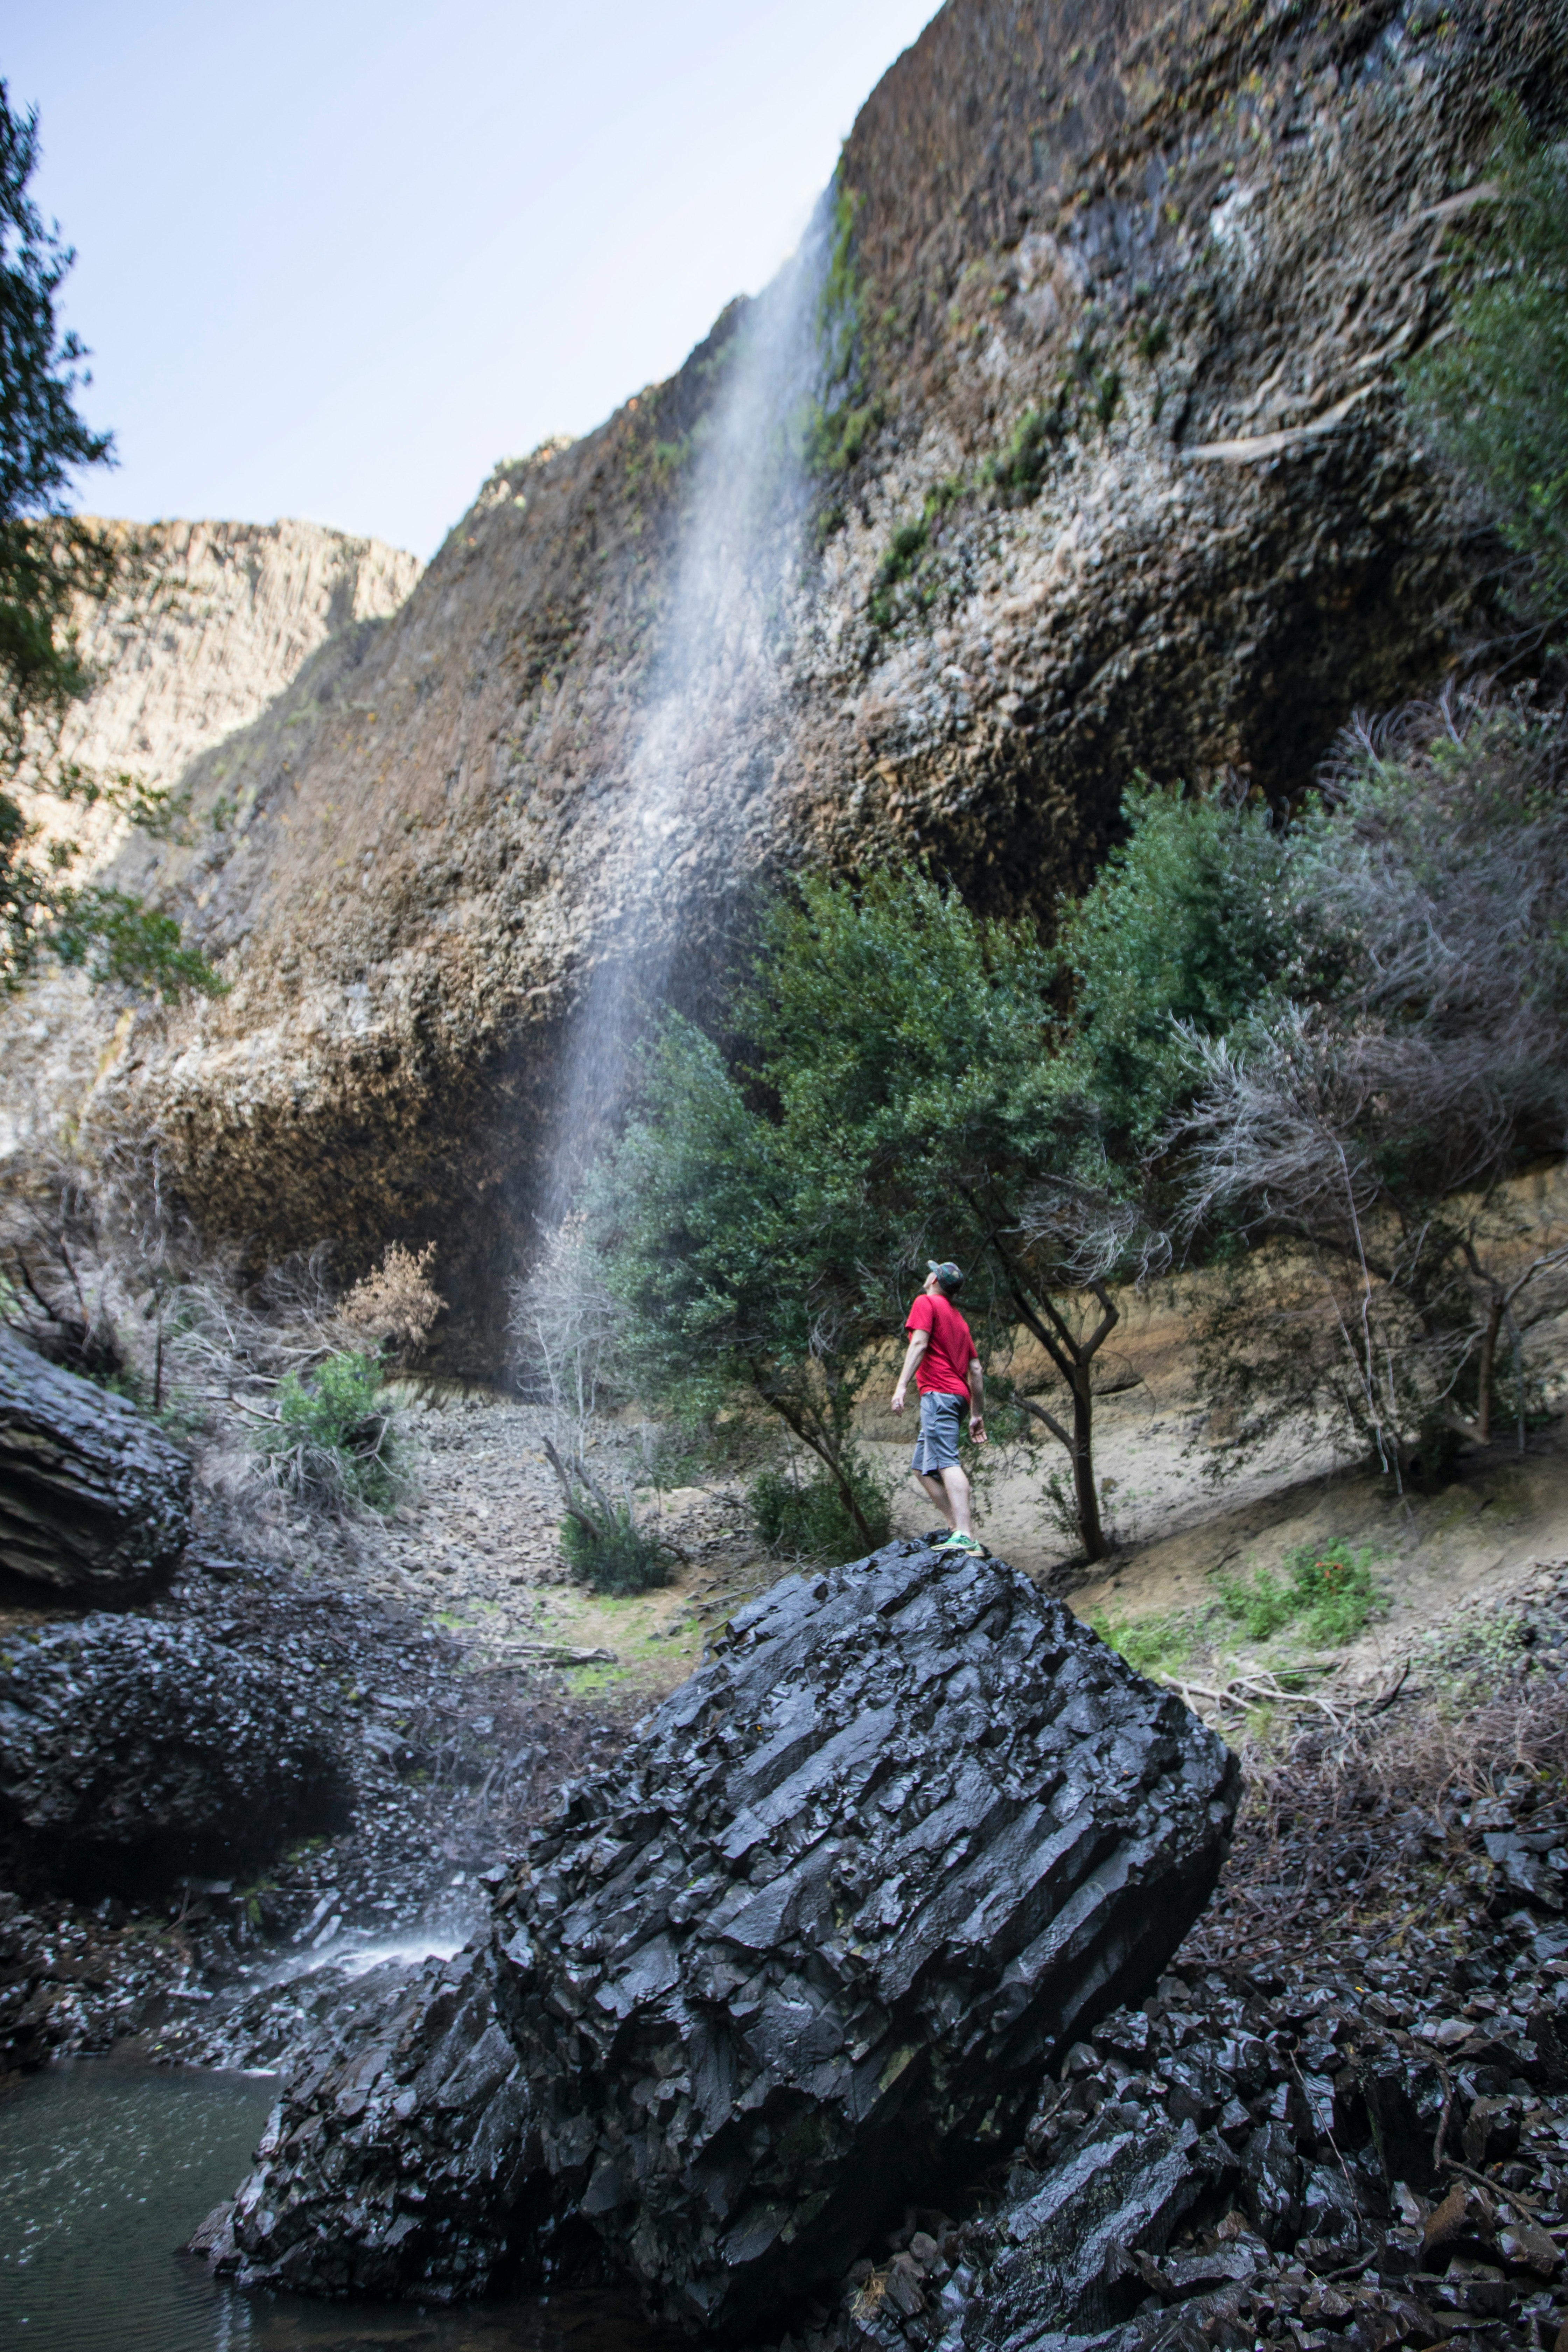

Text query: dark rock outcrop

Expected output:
[0,1328,192,1594]
[191,1949,573,2302]
[952,2112,1241,2350]
[486,1542,1236,2334]
[0,1613,337,1890]
[204,1542,1237,2330]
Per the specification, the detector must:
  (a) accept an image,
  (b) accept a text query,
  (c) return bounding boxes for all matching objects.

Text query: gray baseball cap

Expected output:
[927,1259,964,1288]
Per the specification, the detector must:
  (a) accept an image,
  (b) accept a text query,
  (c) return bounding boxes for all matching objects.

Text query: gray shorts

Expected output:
[912,1391,964,1475]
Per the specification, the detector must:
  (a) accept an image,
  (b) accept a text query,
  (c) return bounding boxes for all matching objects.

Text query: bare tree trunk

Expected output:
[981,1223,1118,1564]
[1071,1378,1107,1560]
[1475,1294,1503,1446]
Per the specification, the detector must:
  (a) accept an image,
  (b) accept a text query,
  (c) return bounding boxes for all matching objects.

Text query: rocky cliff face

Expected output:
[9,0,1566,1373]
[0,519,418,1175]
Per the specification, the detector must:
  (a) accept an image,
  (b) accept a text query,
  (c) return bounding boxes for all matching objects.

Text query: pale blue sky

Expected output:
[8,1,939,557]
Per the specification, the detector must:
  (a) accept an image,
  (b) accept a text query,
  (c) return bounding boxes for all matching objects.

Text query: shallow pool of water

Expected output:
[0,2050,661,2351]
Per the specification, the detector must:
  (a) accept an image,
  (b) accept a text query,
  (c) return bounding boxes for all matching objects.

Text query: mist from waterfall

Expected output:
[545,200,832,1214]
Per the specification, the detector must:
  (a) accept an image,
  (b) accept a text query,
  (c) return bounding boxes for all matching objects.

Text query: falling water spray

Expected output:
[545,203,832,1214]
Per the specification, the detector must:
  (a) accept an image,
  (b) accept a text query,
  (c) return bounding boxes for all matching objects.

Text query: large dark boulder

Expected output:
[0,1328,191,1595]
[0,1613,338,1890]
[203,1542,1237,2330]
[495,1542,1237,2334]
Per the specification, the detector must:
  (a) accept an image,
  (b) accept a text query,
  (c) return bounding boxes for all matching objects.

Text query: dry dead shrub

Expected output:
[339,1242,445,1359]
[1187,1647,1568,1966]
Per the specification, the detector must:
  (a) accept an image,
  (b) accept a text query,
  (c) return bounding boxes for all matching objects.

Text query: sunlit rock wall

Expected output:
[7,0,1566,1373]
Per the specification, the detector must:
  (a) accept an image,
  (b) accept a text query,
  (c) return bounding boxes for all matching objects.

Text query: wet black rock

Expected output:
[953,2113,1240,2350]
[0,1613,339,1890]
[0,1327,192,1595]
[489,1541,1239,2336]
[924,1909,1568,2352]
[192,1949,574,2302]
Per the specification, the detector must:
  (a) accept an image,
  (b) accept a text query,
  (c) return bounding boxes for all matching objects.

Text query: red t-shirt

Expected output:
[906,1292,976,1399]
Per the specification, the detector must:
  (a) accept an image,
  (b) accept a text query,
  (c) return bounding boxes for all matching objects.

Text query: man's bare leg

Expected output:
[938,1462,974,1536]
[916,1469,955,1529]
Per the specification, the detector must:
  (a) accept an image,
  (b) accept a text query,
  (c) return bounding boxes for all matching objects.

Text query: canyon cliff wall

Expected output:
[0,520,419,1172]
[7,0,1566,1373]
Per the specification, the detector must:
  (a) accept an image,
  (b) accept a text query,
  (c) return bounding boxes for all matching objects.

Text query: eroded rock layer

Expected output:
[0,1612,337,1890]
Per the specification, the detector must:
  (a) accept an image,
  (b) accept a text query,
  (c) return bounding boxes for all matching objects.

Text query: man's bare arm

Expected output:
[891,1329,929,1411]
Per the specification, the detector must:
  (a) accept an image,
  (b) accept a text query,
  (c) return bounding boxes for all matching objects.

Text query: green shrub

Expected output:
[1215,1542,1384,1647]
[987,403,1061,504]
[749,1456,891,1563]
[1401,103,1568,623]
[257,1350,400,1511]
[1088,1606,1199,1676]
[560,1505,671,1596]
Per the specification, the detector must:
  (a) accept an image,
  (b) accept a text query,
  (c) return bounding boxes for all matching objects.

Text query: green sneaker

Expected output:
[934,1530,985,1556]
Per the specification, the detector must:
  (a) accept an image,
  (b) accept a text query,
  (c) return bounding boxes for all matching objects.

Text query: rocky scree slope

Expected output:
[35,0,1568,1372]
[196,1541,1237,2331]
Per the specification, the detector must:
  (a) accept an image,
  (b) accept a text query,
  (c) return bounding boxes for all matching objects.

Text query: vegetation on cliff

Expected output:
[0,85,218,1001]
[1404,102,1568,629]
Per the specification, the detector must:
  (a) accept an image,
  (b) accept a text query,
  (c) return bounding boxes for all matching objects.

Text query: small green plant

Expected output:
[560,1503,672,1597]
[1215,1542,1384,1647]
[1136,318,1170,363]
[881,517,930,583]
[867,477,966,627]
[986,403,1062,505]
[749,1453,891,1563]
[805,394,884,477]
[257,1350,401,1511]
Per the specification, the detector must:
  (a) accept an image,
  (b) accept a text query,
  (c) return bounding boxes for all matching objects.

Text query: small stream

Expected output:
[0,2048,659,2352]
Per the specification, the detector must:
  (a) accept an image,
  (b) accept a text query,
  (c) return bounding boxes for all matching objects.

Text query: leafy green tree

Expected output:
[0,85,219,997]
[1056,781,1299,1150]
[597,872,1160,1563]
[1402,102,1568,624]
[593,1018,892,1549]
[742,871,1151,1560]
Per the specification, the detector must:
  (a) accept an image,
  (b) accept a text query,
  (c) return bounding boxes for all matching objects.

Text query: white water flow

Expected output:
[546,205,830,1211]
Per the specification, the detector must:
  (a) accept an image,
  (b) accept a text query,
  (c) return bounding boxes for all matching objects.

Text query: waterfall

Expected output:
[545,201,830,1213]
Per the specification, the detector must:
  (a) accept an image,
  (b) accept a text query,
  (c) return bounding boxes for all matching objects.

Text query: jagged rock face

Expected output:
[956,2112,1241,2349]
[0,1329,192,1595]
[197,1544,1235,2331]
[18,0,1567,1372]
[197,1950,570,2303]
[0,1612,338,1891]
[31,518,420,817]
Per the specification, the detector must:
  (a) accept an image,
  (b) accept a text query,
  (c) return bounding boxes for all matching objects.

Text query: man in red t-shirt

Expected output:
[890,1259,987,1556]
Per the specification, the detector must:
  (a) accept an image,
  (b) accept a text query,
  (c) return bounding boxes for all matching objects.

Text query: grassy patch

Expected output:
[1214,1542,1385,1648]
[867,476,966,628]
[985,396,1069,505]
[1089,1605,1204,1677]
